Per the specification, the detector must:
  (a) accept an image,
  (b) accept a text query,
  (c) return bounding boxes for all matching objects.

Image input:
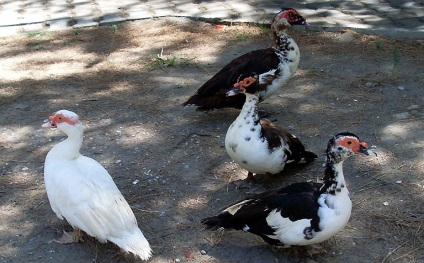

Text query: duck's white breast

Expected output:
[225,118,287,174]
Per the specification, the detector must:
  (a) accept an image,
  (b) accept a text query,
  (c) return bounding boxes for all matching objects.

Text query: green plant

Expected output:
[73,28,81,36]
[111,24,118,35]
[375,40,383,51]
[303,69,323,76]
[155,55,177,68]
[33,44,47,50]
[149,49,196,70]
[255,21,270,34]
[392,47,401,70]
[109,24,119,51]
[26,31,48,38]
[235,31,250,41]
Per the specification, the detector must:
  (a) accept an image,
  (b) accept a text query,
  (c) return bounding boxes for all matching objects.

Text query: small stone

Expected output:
[336,31,355,42]
[116,160,122,164]
[397,86,405,91]
[15,103,30,110]
[393,112,410,119]
[364,82,375,88]
[22,167,29,171]
[396,181,402,184]
[383,202,389,206]
[406,105,420,111]
[175,259,181,263]
[132,179,139,185]
[200,250,207,255]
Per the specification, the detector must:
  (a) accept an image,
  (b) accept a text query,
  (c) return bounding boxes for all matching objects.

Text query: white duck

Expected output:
[203,132,376,248]
[42,110,152,260]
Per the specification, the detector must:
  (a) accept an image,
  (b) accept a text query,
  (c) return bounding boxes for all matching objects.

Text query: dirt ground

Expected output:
[0,18,423,263]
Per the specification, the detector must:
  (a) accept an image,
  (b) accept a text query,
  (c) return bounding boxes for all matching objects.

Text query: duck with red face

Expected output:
[42,110,152,261]
[183,8,309,111]
[203,133,376,249]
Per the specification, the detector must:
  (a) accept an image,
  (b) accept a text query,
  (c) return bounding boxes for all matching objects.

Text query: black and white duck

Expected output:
[202,132,376,249]
[224,73,317,186]
[183,8,309,111]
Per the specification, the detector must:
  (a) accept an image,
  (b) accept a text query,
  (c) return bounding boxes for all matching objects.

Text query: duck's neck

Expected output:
[273,28,288,47]
[238,93,261,125]
[47,131,83,161]
[273,29,300,72]
[320,160,347,195]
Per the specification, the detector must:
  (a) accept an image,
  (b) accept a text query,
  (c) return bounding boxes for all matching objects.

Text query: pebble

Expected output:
[397,86,405,91]
[336,31,355,42]
[175,259,181,262]
[383,202,389,206]
[200,250,207,255]
[393,112,410,119]
[396,180,402,184]
[364,82,376,88]
[15,103,30,110]
[406,105,420,111]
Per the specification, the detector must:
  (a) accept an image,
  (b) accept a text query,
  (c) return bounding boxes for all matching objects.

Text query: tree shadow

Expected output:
[0,17,423,263]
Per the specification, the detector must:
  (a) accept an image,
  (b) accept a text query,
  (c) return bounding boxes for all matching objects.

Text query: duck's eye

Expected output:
[58,117,62,120]
[347,141,352,145]
[245,80,251,85]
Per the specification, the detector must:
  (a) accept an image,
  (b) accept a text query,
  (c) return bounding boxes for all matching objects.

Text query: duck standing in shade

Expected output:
[202,133,376,248]
[183,8,309,111]
[42,110,152,260]
[225,73,317,186]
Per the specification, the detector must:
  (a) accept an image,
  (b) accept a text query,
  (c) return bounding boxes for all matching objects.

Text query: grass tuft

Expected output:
[148,49,196,70]
[375,40,383,51]
[392,47,401,71]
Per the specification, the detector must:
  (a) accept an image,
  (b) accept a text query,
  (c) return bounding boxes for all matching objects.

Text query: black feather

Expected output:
[183,48,280,110]
[201,182,322,246]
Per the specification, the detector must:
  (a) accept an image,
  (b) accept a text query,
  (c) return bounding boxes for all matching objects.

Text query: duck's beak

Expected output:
[226,88,241,97]
[302,21,310,27]
[359,142,377,156]
[42,116,56,128]
[226,82,244,97]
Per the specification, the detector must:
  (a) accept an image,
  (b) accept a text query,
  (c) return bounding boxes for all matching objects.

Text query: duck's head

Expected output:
[271,8,309,32]
[326,132,377,163]
[42,110,83,135]
[226,72,262,97]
